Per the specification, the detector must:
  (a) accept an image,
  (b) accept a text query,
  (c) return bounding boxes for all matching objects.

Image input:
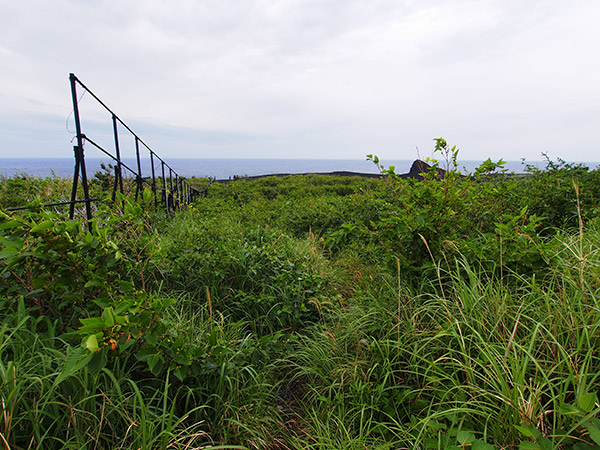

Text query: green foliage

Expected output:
[364,139,541,282]
[0,298,214,449]
[0,173,71,208]
[2,144,600,449]
[157,209,337,335]
[518,156,600,230]
[0,192,287,446]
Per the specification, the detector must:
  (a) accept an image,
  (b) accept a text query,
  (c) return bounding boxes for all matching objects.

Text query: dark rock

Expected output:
[397,159,447,181]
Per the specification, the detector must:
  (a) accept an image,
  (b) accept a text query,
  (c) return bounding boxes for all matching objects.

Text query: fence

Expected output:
[67,73,199,220]
[6,73,201,219]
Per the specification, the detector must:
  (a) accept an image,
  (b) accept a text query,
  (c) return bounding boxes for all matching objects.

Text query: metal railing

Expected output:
[67,73,199,220]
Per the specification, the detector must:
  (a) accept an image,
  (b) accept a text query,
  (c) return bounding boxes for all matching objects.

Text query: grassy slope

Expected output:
[1,166,600,449]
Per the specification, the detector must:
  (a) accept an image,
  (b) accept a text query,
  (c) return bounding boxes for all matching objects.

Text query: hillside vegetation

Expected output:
[1,140,600,449]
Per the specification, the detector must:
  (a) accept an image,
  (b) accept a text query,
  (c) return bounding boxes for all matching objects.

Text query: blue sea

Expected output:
[0,157,579,180]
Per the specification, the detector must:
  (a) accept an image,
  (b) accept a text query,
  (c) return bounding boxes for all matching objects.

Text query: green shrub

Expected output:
[157,209,341,334]
[0,174,71,209]
[517,157,600,230]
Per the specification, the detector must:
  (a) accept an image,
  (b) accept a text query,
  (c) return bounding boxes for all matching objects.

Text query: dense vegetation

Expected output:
[1,140,600,449]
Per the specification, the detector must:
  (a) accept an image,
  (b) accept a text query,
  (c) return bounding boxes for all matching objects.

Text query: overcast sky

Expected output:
[1,0,599,162]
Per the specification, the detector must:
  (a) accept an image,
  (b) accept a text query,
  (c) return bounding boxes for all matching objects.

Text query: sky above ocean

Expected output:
[1,1,599,162]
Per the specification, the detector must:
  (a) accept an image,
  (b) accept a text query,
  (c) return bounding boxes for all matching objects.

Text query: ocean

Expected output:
[0,157,577,180]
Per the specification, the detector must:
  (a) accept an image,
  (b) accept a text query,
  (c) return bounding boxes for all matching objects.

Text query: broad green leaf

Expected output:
[537,436,554,450]
[424,438,439,449]
[92,297,112,308]
[85,334,100,352]
[514,425,536,438]
[88,348,107,375]
[143,187,152,203]
[120,337,136,352]
[174,352,191,366]
[145,334,158,346]
[0,220,22,230]
[173,335,184,349]
[113,298,135,314]
[147,354,164,375]
[579,392,598,413]
[472,439,495,450]
[102,307,115,328]
[84,279,104,288]
[115,314,129,325]
[584,419,600,446]
[457,430,475,445]
[30,220,54,233]
[119,280,134,291]
[24,289,44,298]
[56,346,93,384]
[78,317,106,333]
[519,442,541,450]
[172,366,186,382]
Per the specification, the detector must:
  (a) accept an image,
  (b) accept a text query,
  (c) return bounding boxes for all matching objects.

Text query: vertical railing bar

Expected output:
[112,114,124,198]
[181,178,188,205]
[135,136,142,201]
[77,145,93,226]
[161,161,168,213]
[111,165,119,202]
[169,168,174,212]
[176,174,181,210]
[150,151,158,208]
[69,146,81,220]
[69,73,93,224]
[181,177,184,207]
[179,178,183,208]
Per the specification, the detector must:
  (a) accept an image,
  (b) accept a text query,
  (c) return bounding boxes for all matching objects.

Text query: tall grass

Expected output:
[0,299,225,449]
[284,224,600,449]
[3,169,600,449]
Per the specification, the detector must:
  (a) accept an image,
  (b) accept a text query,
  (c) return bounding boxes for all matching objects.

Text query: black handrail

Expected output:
[67,73,199,218]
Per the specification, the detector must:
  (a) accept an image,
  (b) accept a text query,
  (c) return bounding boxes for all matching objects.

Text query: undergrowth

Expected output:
[1,140,600,449]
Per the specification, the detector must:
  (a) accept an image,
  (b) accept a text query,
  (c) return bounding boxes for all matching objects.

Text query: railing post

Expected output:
[69,73,93,224]
[175,174,180,210]
[150,151,158,208]
[169,168,174,212]
[69,145,81,220]
[135,137,143,201]
[161,161,168,213]
[77,145,93,224]
[112,114,124,200]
